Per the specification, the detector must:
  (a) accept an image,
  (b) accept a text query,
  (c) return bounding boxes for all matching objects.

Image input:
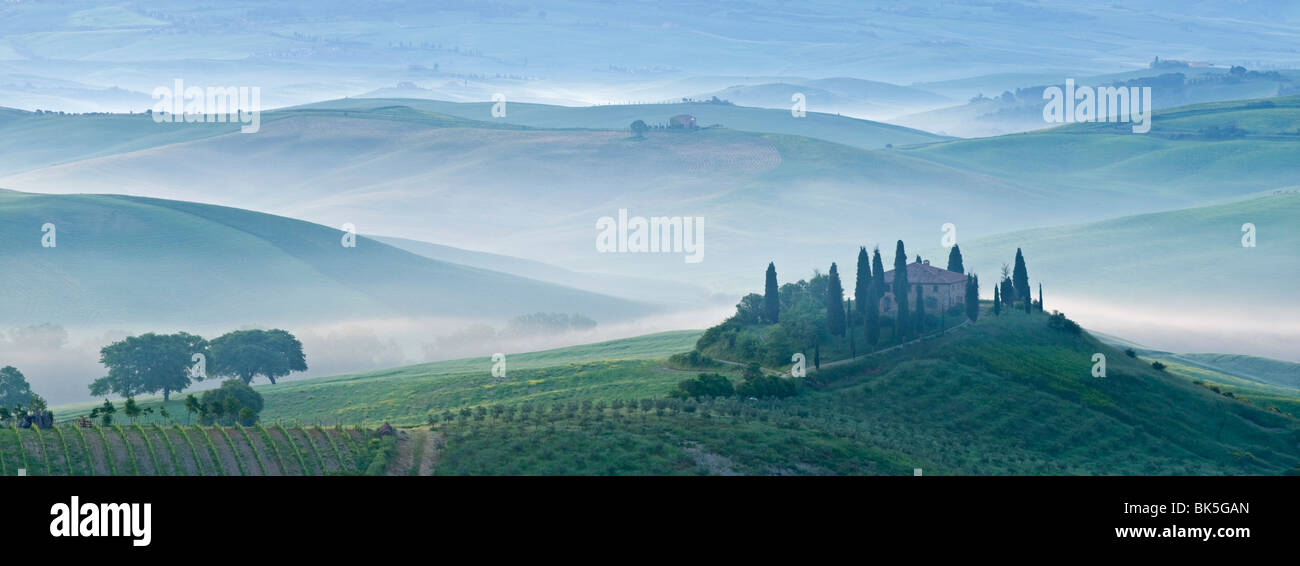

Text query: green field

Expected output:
[39,311,1300,475]
[431,306,1300,475]
[52,330,705,427]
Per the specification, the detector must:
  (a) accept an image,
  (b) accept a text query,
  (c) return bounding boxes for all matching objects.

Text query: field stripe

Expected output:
[236,425,268,476]
[153,423,184,476]
[112,424,141,476]
[172,425,206,476]
[276,423,311,476]
[255,424,288,475]
[135,424,164,475]
[94,425,117,475]
[53,425,75,475]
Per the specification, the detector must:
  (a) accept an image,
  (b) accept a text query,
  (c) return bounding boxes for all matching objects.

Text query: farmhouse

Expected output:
[879,259,966,314]
[669,114,698,129]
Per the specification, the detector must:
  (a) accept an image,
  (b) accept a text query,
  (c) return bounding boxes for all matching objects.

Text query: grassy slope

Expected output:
[1146,357,1300,418]
[0,110,242,176]
[433,306,1300,475]
[41,312,1300,475]
[1171,353,1300,389]
[52,330,704,427]
[0,189,648,326]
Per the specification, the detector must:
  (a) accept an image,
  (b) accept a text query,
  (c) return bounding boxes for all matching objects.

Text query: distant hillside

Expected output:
[1161,354,1300,389]
[691,77,953,121]
[0,103,1016,291]
[0,190,649,327]
[371,235,717,307]
[904,95,1300,202]
[3,96,1299,355]
[897,68,1300,137]
[329,97,950,149]
[0,109,241,176]
[938,192,1300,362]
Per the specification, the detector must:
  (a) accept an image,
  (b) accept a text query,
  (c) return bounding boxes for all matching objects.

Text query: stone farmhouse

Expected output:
[880,259,967,314]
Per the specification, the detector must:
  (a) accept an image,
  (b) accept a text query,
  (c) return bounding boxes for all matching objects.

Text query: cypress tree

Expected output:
[764,262,779,323]
[999,263,1016,305]
[914,281,925,333]
[1038,283,1043,312]
[867,248,884,346]
[893,241,910,340]
[826,263,846,336]
[846,299,855,358]
[1024,291,1032,314]
[1012,248,1030,302]
[854,247,871,319]
[993,285,1002,316]
[947,244,965,274]
[965,274,980,321]
[872,248,886,298]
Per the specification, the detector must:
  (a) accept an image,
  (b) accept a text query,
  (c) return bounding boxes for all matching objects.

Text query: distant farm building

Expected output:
[880,259,966,314]
[669,114,698,129]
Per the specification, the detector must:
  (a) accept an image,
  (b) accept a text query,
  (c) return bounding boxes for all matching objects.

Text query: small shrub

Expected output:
[1046,311,1082,334]
[1151,361,1166,371]
[670,373,735,399]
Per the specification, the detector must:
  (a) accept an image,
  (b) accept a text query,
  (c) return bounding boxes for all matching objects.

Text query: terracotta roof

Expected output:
[882,261,967,285]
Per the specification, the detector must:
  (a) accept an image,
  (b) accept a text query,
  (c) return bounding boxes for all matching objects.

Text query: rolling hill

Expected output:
[1,96,1297,361]
[0,189,649,327]
[934,191,1300,362]
[897,67,1300,137]
[0,108,243,176]
[320,97,952,149]
[33,307,1300,475]
[686,77,954,121]
[371,235,718,307]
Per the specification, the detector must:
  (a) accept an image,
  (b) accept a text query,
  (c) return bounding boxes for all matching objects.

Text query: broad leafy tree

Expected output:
[0,366,33,409]
[92,332,207,401]
[208,329,307,385]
